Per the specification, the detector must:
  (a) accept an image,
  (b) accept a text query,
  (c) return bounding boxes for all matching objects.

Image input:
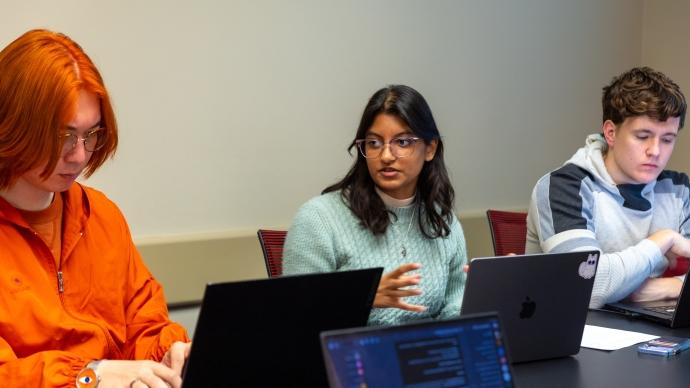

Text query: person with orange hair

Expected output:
[0,30,190,387]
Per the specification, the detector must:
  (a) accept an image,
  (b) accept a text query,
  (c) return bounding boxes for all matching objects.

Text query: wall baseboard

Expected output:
[139,211,505,304]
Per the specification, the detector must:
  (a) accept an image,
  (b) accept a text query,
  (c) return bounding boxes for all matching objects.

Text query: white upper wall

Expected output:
[1,0,643,238]
[642,0,690,172]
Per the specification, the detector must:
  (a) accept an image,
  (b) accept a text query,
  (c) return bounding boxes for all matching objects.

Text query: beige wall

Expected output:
[0,2,679,305]
[1,0,642,239]
[2,1,661,302]
[642,0,690,171]
[154,0,690,304]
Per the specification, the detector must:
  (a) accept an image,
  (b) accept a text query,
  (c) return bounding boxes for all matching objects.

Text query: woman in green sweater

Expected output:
[283,84,467,326]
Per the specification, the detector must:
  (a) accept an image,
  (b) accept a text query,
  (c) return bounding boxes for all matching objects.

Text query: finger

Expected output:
[673,241,690,257]
[379,276,419,292]
[386,263,422,278]
[130,378,148,388]
[376,293,426,310]
[463,264,469,273]
[167,342,187,376]
[396,301,428,312]
[150,363,183,388]
[138,374,170,388]
[382,288,423,298]
[397,274,422,282]
[385,276,421,290]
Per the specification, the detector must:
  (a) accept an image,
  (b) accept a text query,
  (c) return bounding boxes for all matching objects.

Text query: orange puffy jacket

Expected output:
[0,183,189,387]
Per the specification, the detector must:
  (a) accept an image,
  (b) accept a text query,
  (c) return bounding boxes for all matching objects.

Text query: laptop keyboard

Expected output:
[644,305,675,316]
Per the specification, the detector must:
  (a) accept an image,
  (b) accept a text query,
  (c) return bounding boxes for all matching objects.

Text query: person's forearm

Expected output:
[589,239,666,307]
[647,229,678,255]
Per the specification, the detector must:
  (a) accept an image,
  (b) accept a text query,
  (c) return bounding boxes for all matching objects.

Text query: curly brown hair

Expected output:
[602,67,686,129]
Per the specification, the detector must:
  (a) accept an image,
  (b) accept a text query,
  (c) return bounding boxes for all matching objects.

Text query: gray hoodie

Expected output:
[526,134,690,308]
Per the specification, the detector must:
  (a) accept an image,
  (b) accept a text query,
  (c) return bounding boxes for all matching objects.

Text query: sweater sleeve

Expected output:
[283,198,338,274]
[528,167,666,308]
[680,173,690,239]
[438,217,467,319]
[674,173,690,281]
[0,339,88,387]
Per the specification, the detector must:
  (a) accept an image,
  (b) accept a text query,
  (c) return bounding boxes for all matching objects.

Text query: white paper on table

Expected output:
[580,324,659,351]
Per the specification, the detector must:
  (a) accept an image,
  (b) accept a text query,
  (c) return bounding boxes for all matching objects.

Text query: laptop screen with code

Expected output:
[320,313,514,388]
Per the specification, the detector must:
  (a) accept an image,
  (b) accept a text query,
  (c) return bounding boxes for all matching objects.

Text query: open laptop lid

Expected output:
[605,266,690,328]
[182,267,382,387]
[320,312,514,388]
[461,251,599,363]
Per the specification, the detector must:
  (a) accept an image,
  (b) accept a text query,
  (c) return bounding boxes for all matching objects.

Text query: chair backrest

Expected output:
[486,210,528,256]
[485,210,690,275]
[257,229,287,277]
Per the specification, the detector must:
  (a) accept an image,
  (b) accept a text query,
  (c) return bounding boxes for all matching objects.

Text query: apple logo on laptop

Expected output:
[519,297,536,319]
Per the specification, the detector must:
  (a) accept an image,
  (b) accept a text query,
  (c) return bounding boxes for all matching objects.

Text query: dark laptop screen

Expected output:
[321,314,513,388]
[182,268,382,387]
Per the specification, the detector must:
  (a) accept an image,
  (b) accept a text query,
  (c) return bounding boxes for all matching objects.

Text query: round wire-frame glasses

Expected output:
[354,137,422,159]
[59,127,106,154]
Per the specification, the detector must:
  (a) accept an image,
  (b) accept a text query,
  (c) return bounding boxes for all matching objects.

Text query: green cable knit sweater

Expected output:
[283,191,467,326]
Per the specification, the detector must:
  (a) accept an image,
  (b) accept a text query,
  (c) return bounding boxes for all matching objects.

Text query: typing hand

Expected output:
[96,359,182,388]
[161,341,192,377]
[374,263,427,312]
[629,277,683,303]
[669,236,690,259]
[649,230,690,258]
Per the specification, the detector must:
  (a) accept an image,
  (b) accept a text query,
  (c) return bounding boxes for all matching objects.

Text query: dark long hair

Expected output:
[323,85,455,238]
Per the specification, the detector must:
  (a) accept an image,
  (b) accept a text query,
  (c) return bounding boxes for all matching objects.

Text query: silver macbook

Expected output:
[461,251,599,363]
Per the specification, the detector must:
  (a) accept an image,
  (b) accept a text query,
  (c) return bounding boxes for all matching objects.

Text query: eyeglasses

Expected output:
[355,137,422,159]
[59,127,106,154]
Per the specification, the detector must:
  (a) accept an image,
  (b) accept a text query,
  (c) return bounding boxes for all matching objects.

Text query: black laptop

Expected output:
[320,312,515,388]
[181,268,382,387]
[605,267,690,328]
[461,251,599,363]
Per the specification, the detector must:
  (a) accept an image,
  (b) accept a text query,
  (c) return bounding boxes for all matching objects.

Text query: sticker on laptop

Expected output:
[578,253,598,279]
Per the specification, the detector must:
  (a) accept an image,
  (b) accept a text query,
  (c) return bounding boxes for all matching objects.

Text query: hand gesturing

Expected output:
[374,263,427,312]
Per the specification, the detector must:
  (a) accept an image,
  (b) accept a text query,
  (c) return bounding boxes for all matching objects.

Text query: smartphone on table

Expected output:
[637,337,690,357]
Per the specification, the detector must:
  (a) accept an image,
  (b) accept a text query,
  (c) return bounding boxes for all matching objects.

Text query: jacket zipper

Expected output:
[38,229,121,358]
[57,230,82,295]
[58,231,123,359]
[57,271,64,293]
